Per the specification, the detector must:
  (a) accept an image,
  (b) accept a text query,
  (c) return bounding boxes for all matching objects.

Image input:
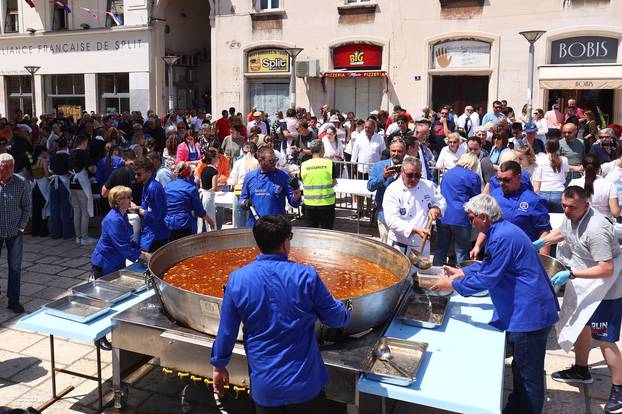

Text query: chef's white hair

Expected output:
[0,153,15,164]
[464,194,504,223]
[402,156,421,170]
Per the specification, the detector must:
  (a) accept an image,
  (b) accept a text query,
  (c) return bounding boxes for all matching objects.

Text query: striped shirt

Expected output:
[0,174,31,238]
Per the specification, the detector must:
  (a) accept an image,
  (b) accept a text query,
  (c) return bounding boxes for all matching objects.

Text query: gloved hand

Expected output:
[551,270,571,286]
[532,239,545,250]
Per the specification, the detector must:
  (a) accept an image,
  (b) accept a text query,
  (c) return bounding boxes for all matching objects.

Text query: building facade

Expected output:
[211,0,622,124]
[0,0,212,119]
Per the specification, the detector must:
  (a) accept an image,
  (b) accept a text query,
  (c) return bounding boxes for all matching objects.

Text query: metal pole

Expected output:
[289,56,296,109]
[31,73,37,118]
[167,63,174,113]
[527,42,535,124]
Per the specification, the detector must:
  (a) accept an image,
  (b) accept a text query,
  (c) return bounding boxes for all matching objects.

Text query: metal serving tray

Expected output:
[44,295,110,323]
[72,280,134,304]
[100,270,147,293]
[363,337,428,386]
[397,292,450,329]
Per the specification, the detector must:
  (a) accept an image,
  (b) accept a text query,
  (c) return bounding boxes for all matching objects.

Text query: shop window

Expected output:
[51,0,69,31]
[259,0,280,10]
[6,76,32,117]
[98,73,129,115]
[48,74,85,95]
[44,74,85,115]
[4,0,19,33]
[106,0,124,27]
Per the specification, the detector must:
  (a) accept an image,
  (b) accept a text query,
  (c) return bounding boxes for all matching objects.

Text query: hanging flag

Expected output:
[24,0,35,8]
[106,11,123,26]
[80,7,100,21]
[49,0,71,13]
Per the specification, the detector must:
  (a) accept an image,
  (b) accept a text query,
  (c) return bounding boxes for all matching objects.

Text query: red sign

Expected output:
[333,44,382,70]
[324,71,386,78]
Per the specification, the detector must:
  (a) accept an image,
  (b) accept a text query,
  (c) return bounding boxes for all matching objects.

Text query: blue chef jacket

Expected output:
[91,208,141,275]
[491,183,551,241]
[164,178,206,232]
[439,165,481,227]
[211,254,350,406]
[239,169,301,227]
[95,155,124,185]
[453,220,559,332]
[367,159,398,223]
[140,178,169,250]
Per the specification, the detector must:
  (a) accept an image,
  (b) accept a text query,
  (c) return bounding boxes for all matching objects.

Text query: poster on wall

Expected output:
[246,49,290,74]
[332,44,383,70]
[57,105,82,121]
[431,40,491,69]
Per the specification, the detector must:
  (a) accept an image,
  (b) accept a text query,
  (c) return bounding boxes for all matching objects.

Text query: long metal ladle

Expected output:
[375,343,410,377]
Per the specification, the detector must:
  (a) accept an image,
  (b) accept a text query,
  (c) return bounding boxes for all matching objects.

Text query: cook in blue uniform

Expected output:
[130,158,169,252]
[164,162,215,240]
[433,152,481,266]
[239,146,301,227]
[91,185,150,278]
[433,194,559,414]
[473,160,550,259]
[211,215,350,412]
[367,137,406,243]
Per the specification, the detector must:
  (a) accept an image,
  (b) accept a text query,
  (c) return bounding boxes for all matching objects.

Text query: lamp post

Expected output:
[24,65,40,118]
[162,55,180,113]
[519,30,546,124]
[284,47,303,109]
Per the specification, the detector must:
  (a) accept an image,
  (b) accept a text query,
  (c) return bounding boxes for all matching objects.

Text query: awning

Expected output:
[540,79,622,90]
[323,70,386,78]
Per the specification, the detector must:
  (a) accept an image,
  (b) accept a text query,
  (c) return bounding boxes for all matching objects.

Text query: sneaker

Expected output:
[75,237,82,244]
[80,237,98,246]
[606,385,622,413]
[551,365,593,384]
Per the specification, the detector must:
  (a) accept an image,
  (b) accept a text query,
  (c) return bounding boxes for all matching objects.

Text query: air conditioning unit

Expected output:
[296,59,320,78]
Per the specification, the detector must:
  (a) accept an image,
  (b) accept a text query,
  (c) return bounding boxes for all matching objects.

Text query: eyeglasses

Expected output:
[288,232,294,240]
[447,141,459,144]
[440,112,449,116]
[404,172,422,179]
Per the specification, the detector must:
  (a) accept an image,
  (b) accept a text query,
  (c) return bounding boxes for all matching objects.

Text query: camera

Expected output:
[392,164,402,173]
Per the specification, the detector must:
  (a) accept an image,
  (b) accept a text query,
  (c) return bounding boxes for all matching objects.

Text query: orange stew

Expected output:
[163,247,399,300]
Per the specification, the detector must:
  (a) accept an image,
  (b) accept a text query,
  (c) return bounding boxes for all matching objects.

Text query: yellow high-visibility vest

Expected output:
[301,157,336,206]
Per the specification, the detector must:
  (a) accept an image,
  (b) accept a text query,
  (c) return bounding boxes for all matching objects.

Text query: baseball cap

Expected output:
[524,122,538,133]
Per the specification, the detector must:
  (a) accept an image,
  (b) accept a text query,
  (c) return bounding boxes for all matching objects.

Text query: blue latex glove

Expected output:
[551,270,571,286]
[532,239,545,250]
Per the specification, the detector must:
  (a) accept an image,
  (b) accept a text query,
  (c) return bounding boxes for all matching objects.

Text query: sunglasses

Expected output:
[404,172,422,179]
[468,215,477,223]
[498,177,513,183]
[440,112,449,116]
[264,158,277,165]
[448,140,459,144]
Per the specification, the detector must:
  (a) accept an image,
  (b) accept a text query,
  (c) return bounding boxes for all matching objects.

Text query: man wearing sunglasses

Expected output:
[240,146,301,227]
[382,157,446,258]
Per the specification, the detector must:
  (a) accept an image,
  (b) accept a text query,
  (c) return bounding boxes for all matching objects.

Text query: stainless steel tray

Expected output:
[72,280,134,304]
[44,295,111,323]
[363,337,428,386]
[100,270,147,293]
[397,292,450,329]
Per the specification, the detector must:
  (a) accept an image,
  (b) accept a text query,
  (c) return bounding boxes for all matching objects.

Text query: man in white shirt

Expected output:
[351,120,385,179]
[247,111,268,136]
[457,105,480,138]
[383,157,446,256]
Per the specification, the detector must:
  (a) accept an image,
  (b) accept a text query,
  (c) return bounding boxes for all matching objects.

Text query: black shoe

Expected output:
[551,365,593,384]
[7,302,25,314]
[606,385,622,413]
[98,336,112,351]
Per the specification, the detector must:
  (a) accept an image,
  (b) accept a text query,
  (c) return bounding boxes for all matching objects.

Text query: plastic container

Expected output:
[416,266,445,289]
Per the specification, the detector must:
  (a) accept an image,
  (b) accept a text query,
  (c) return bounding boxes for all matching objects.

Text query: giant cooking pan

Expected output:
[148,228,412,340]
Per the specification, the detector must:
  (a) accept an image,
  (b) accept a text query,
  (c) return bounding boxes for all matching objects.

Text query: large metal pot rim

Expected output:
[149,227,411,302]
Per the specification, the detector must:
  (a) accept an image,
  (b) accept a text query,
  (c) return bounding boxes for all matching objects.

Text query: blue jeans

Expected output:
[49,184,73,239]
[0,234,23,305]
[538,191,563,214]
[504,326,551,414]
[433,223,472,266]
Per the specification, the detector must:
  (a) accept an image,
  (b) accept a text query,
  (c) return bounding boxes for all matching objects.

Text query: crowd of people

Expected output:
[2,97,622,413]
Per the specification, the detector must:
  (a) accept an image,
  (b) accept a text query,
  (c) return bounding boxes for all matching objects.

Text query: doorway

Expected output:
[334,78,384,119]
[547,89,614,125]
[431,75,489,115]
[249,81,290,121]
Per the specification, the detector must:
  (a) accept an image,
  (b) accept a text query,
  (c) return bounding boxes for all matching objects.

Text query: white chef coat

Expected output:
[382,177,446,253]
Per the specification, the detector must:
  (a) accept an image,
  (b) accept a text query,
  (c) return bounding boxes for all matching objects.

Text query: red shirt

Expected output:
[215,117,231,139]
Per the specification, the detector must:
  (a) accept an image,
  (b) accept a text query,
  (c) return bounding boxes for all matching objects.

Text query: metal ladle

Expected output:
[375,343,410,377]
[408,217,434,270]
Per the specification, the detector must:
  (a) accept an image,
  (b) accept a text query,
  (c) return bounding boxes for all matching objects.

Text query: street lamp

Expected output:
[284,47,303,109]
[162,55,180,113]
[24,66,40,119]
[519,30,546,124]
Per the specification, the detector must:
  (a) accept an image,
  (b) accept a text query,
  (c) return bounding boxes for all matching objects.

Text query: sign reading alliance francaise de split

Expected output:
[0,39,145,55]
[551,36,619,64]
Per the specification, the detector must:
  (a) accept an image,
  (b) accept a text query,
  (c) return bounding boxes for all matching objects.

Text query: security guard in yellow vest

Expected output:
[300,140,338,229]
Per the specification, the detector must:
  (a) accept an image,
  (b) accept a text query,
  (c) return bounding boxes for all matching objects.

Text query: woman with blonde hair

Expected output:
[515,145,537,180]
[436,132,466,171]
[434,151,481,266]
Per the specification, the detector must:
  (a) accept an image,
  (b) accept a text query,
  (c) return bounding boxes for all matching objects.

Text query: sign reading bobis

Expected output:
[333,44,382,70]
[551,36,619,64]
[247,49,290,73]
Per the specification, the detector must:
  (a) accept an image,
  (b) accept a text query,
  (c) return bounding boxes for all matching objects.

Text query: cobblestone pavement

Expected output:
[0,215,618,413]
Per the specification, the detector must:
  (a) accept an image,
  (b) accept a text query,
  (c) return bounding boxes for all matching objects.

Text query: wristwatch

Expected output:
[569,270,575,280]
